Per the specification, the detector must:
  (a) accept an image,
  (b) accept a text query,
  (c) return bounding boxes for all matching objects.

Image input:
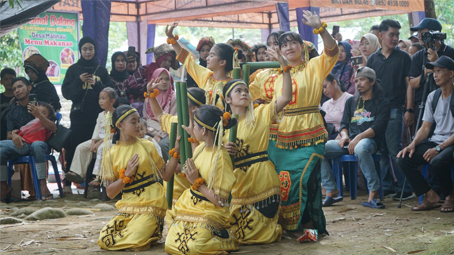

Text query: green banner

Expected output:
[18,11,79,85]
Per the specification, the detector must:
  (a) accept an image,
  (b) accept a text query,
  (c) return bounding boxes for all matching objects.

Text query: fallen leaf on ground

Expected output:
[337,208,355,214]
[56,236,87,241]
[408,250,425,254]
[382,246,397,252]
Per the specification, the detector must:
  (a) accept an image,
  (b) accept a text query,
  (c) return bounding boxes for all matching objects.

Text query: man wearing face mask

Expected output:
[366,19,414,201]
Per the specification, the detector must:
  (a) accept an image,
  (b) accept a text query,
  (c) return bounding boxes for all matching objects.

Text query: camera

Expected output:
[422,31,447,49]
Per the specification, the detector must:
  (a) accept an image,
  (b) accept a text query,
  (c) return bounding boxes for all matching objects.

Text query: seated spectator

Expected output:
[126,50,141,75]
[110,51,130,97]
[409,33,419,44]
[331,41,355,94]
[321,67,390,208]
[143,68,177,161]
[227,39,253,62]
[65,87,117,186]
[24,54,61,111]
[409,43,424,58]
[1,68,16,141]
[370,25,382,46]
[321,74,353,139]
[252,43,267,62]
[397,56,454,213]
[187,37,215,88]
[398,40,412,54]
[1,77,57,202]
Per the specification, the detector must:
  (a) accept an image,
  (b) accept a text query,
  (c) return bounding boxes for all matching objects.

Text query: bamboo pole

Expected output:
[228,114,239,164]
[232,68,241,79]
[175,82,187,172]
[179,82,192,160]
[244,61,280,69]
[166,122,178,209]
[242,64,250,86]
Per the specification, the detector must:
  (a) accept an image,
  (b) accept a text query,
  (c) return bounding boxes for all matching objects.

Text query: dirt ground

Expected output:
[1,189,453,255]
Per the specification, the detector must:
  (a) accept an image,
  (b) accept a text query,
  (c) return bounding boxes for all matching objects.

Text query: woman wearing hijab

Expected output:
[24,54,61,111]
[143,68,177,161]
[186,37,215,88]
[110,51,130,97]
[62,36,113,194]
[398,39,412,54]
[127,44,180,116]
[331,41,355,94]
[352,33,380,67]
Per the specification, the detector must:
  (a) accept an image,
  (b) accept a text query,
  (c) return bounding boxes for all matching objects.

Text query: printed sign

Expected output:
[18,11,79,85]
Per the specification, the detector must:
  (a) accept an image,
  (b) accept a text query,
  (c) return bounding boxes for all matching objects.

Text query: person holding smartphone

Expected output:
[321,67,391,209]
[62,36,113,194]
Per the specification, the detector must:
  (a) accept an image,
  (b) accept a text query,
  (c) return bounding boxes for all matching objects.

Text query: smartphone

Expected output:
[351,56,363,65]
[128,46,136,57]
[332,25,340,37]
[29,94,38,105]
[85,66,94,75]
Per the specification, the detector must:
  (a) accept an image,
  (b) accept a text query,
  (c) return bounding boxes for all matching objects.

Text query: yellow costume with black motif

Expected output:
[176,48,231,108]
[165,144,238,255]
[224,100,282,245]
[97,138,166,251]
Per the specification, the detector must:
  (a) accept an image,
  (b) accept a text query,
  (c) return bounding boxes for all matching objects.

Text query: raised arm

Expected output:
[165,23,182,55]
[267,48,292,113]
[302,10,336,50]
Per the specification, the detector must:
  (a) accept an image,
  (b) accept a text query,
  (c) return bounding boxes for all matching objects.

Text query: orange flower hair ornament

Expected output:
[222,112,231,127]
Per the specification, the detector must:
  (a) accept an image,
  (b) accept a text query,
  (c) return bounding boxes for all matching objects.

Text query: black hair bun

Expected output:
[223,114,238,130]
[236,49,244,60]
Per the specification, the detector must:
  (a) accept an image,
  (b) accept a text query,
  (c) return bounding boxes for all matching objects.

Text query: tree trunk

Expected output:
[424,0,437,18]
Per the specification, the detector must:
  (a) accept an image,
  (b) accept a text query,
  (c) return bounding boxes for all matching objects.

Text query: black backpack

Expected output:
[428,88,454,137]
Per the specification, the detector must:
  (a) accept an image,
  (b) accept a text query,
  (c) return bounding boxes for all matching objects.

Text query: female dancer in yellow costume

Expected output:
[146,82,207,228]
[222,46,293,244]
[165,23,243,108]
[97,105,182,251]
[270,11,339,241]
[164,104,238,255]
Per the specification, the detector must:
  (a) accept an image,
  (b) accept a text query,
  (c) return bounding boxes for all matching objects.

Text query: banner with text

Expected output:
[18,11,79,85]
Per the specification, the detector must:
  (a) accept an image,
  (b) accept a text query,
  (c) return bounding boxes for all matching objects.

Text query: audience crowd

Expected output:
[0,14,453,253]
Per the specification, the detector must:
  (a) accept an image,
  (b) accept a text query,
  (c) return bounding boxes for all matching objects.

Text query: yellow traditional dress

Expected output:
[271,44,339,235]
[98,138,166,251]
[249,68,280,104]
[165,144,238,255]
[160,113,191,227]
[176,48,231,108]
[224,100,282,245]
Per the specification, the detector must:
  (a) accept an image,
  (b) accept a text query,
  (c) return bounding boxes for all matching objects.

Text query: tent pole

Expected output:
[268,12,272,34]
[136,2,140,54]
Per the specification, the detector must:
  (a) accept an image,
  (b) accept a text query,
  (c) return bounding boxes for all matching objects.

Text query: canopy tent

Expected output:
[50,0,426,65]
[52,0,425,29]
[0,0,60,37]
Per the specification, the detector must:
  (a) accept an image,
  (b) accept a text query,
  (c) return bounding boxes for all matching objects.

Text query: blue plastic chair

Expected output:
[332,154,383,201]
[419,164,454,205]
[6,112,64,200]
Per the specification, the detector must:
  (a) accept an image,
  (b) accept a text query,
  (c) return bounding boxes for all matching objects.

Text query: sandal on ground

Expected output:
[65,171,84,184]
[89,177,101,187]
[0,189,12,203]
[42,193,54,201]
[361,198,385,209]
[440,199,454,213]
[411,199,441,211]
[322,196,343,207]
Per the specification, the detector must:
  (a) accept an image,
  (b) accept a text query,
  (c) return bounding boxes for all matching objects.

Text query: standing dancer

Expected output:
[165,23,242,108]
[271,11,339,241]
[222,45,293,244]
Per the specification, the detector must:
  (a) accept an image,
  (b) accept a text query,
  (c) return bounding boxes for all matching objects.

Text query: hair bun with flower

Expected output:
[222,112,231,127]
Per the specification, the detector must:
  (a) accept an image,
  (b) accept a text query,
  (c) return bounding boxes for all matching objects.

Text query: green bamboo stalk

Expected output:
[228,114,239,164]
[242,64,250,86]
[244,61,280,69]
[179,82,192,159]
[175,82,187,172]
[167,122,178,209]
[232,68,241,79]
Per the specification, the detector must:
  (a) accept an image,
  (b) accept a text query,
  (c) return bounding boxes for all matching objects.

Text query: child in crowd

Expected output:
[98,105,177,250]
[0,68,16,141]
[138,118,163,158]
[65,87,117,187]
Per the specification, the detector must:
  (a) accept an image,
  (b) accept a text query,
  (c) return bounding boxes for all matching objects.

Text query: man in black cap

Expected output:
[409,18,454,109]
[397,56,454,213]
